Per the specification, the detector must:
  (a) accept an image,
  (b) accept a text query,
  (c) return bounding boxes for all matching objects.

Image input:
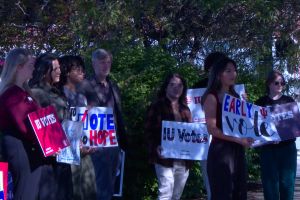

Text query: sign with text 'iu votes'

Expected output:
[70,107,118,148]
[222,94,280,142]
[28,106,70,157]
[187,84,245,123]
[161,121,209,160]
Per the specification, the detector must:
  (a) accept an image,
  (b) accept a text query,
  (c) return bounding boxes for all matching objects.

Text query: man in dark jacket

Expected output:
[78,49,126,200]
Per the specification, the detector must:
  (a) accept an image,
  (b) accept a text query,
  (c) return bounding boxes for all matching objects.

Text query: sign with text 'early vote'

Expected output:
[222,94,280,142]
[161,121,209,160]
[70,107,118,147]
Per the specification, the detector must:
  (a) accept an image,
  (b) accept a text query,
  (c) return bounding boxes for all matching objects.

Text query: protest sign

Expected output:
[113,150,125,197]
[70,107,118,148]
[28,106,70,157]
[57,120,83,165]
[161,121,209,160]
[222,93,280,142]
[0,162,8,200]
[187,84,245,123]
[269,102,300,141]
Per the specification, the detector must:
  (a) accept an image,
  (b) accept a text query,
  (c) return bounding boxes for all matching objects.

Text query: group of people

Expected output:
[145,52,297,200]
[0,47,297,200]
[0,48,125,200]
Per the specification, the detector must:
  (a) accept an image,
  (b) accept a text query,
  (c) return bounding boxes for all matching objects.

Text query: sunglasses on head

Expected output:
[274,81,285,86]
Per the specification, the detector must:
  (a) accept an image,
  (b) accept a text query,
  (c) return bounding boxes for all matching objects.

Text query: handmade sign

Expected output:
[269,101,300,141]
[57,120,83,165]
[161,121,209,160]
[222,93,279,142]
[187,84,246,123]
[70,107,118,147]
[28,106,70,157]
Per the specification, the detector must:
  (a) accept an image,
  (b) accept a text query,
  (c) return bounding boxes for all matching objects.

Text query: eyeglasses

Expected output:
[274,81,285,86]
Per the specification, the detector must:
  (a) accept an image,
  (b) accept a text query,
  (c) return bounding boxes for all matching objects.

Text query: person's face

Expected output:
[51,59,61,83]
[219,62,237,87]
[68,66,85,84]
[19,56,35,81]
[166,76,184,100]
[269,75,285,94]
[92,57,112,78]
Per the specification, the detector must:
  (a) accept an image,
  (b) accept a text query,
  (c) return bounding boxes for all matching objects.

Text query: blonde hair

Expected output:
[0,48,31,94]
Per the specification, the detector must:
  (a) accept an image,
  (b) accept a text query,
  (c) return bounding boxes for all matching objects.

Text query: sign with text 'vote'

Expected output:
[70,107,118,148]
[161,121,209,160]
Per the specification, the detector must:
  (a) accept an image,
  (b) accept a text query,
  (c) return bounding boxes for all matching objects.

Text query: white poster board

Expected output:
[70,107,118,148]
[161,121,209,160]
[222,93,280,144]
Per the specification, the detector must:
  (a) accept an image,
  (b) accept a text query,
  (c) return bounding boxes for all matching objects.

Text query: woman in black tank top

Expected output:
[201,57,254,200]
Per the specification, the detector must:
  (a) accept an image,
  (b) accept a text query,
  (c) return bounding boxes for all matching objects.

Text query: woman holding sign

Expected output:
[0,48,44,199]
[29,53,73,200]
[256,70,297,200]
[145,73,192,200]
[58,55,97,199]
[202,57,253,200]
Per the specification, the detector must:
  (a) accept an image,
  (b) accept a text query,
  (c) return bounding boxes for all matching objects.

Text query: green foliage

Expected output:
[109,46,202,199]
[1,0,300,198]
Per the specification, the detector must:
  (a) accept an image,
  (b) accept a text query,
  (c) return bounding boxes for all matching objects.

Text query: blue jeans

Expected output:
[91,147,121,200]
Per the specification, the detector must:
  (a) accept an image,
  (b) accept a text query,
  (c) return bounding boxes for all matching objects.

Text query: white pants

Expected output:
[155,161,189,200]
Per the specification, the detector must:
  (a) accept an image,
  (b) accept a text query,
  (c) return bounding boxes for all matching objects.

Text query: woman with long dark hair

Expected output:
[29,53,73,200]
[145,73,193,200]
[256,70,297,200]
[201,57,253,200]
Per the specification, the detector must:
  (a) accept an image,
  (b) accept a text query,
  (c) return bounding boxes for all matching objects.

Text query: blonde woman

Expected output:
[0,48,44,200]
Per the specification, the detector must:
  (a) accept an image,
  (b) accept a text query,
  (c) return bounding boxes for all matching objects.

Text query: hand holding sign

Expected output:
[238,137,255,148]
[156,146,164,159]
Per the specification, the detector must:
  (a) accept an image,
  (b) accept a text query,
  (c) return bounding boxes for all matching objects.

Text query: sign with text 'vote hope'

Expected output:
[161,121,209,160]
[70,107,118,147]
[222,94,280,142]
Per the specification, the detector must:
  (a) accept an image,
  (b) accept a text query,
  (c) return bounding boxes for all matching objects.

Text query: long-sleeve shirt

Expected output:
[0,85,40,143]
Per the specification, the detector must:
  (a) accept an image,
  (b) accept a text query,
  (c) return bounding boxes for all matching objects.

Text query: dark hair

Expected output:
[29,53,58,87]
[58,55,85,89]
[204,52,227,72]
[201,57,239,105]
[265,70,285,94]
[157,73,188,107]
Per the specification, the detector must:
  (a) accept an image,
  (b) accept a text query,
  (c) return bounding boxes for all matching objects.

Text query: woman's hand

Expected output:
[238,137,254,148]
[156,145,164,159]
[80,143,97,155]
